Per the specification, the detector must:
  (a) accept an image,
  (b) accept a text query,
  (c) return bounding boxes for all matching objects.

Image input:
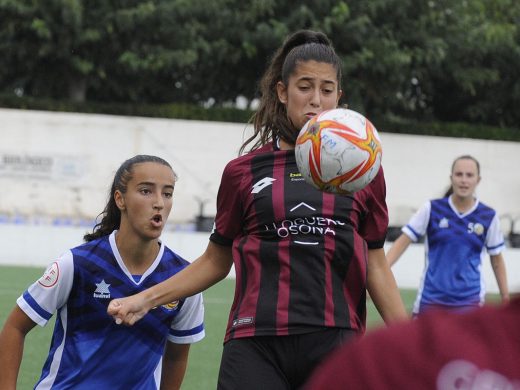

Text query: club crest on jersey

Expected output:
[93,279,111,299]
[161,301,180,311]
[38,262,60,288]
[468,222,485,236]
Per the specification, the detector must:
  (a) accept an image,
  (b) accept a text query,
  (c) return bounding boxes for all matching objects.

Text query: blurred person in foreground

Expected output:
[304,294,520,389]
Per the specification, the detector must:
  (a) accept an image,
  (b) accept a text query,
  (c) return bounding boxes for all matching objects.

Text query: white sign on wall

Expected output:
[0,152,87,182]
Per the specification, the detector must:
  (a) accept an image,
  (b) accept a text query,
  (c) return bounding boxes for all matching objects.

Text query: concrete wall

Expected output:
[2,108,520,232]
[2,109,519,293]
[0,108,247,228]
[1,224,518,293]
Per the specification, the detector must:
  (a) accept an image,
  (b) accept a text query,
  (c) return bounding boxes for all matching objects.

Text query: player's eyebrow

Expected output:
[298,76,336,84]
[137,181,174,190]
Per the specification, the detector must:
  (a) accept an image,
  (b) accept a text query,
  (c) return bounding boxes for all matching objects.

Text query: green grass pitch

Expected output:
[0,265,422,389]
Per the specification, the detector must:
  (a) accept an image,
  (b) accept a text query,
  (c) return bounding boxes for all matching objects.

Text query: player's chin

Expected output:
[455,189,470,197]
[142,228,163,241]
[300,116,314,128]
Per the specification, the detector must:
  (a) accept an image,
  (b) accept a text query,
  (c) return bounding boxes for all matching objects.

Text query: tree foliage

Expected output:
[0,0,519,128]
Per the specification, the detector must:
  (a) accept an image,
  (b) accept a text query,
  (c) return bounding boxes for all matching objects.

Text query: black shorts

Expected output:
[217,328,358,390]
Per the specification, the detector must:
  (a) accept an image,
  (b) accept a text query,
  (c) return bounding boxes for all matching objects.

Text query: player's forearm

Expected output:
[144,243,233,310]
[144,259,221,308]
[386,234,411,266]
[160,344,190,390]
[160,365,186,390]
[0,325,25,389]
[368,272,408,323]
[491,255,509,302]
[367,249,409,323]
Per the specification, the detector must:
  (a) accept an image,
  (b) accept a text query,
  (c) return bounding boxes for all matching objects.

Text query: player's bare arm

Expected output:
[386,234,412,267]
[0,306,37,389]
[367,248,409,323]
[108,241,233,325]
[490,253,509,304]
[160,342,190,390]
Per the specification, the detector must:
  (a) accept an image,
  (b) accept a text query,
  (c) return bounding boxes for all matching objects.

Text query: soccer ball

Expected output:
[295,108,382,194]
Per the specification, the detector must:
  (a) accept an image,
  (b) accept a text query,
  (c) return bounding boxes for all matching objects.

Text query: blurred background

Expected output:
[1,0,519,127]
[1,0,519,266]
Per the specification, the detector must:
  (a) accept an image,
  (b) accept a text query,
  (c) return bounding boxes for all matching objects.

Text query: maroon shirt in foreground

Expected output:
[305,299,520,389]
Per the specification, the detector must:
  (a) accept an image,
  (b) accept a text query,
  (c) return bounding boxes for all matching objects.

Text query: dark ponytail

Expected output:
[84,155,174,242]
[240,30,342,154]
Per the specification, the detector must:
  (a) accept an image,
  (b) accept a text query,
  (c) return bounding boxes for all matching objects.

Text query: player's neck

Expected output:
[451,194,476,214]
[115,230,160,274]
[278,138,295,150]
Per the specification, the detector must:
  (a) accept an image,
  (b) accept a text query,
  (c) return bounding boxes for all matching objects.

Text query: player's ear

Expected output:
[337,89,343,105]
[114,190,125,211]
[277,81,288,104]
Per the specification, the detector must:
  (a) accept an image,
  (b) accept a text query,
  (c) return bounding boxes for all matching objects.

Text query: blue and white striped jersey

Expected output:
[17,231,204,389]
[402,196,504,313]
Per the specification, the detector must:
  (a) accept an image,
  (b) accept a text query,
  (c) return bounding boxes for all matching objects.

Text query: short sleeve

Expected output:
[358,167,389,249]
[486,213,505,255]
[16,251,74,327]
[168,292,205,344]
[402,201,431,242]
[210,159,245,245]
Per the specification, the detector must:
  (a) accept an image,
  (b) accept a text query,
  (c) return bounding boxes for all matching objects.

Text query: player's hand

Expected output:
[107,295,149,326]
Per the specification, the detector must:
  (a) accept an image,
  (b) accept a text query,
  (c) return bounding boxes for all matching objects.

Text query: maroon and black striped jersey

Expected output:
[210,142,388,342]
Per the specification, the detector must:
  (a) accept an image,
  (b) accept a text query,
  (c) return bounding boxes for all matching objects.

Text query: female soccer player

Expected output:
[386,155,509,315]
[0,155,205,389]
[108,30,407,389]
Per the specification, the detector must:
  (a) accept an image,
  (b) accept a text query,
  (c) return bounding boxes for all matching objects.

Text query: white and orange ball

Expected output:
[295,108,382,194]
